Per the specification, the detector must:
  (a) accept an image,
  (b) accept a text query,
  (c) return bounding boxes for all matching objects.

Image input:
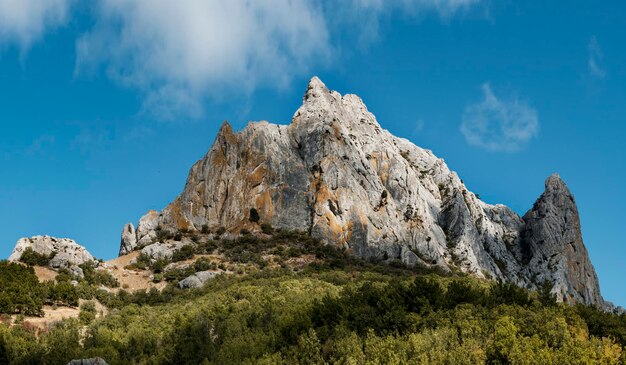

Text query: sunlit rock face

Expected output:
[122,77,604,307]
[9,235,96,278]
[520,174,603,306]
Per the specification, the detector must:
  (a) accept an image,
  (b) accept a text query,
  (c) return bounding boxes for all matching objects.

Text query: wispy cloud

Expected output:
[25,134,56,155]
[0,0,70,51]
[335,0,482,48]
[2,1,486,120]
[588,36,606,79]
[461,84,539,152]
[351,0,480,16]
[75,0,484,120]
[75,0,331,121]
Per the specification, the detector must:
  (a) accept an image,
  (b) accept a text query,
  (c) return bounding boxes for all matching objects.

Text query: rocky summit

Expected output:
[121,77,604,307]
[9,235,96,277]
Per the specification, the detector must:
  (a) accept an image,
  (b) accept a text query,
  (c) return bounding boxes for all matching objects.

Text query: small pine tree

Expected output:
[538,280,557,306]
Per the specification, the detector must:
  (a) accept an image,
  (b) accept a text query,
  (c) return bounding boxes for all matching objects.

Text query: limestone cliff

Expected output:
[121,77,604,307]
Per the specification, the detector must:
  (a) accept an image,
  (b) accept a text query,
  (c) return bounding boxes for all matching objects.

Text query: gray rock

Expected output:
[68,266,85,279]
[121,77,606,308]
[67,358,108,365]
[136,210,160,246]
[119,223,137,256]
[178,271,221,289]
[520,174,603,306]
[138,241,185,262]
[9,236,96,275]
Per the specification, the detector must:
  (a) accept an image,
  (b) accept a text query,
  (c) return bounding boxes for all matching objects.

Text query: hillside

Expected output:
[1,236,626,364]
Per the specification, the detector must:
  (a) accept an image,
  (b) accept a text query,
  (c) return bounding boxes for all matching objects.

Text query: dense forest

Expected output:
[2,232,626,364]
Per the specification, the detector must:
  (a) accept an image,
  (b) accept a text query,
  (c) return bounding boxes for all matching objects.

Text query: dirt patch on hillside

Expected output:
[13,299,108,332]
[34,266,58,282]
[105,252,167,292]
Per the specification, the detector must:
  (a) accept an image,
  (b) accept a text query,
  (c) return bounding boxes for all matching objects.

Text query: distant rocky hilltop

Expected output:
[119,77,605,307]
[9,235,96,278]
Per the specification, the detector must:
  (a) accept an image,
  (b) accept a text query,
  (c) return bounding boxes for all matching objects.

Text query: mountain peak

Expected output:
[545,173,569,192]
[521,173,602,306]
[304,76,329,100]
[123,78,605,308]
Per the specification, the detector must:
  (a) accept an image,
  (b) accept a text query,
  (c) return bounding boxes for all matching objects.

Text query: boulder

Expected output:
[178,271,221,289]
[119,223,138,256]
[138,241,186,263]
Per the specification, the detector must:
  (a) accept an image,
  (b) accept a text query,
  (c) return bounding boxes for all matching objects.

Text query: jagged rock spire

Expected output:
[521,174,603,306]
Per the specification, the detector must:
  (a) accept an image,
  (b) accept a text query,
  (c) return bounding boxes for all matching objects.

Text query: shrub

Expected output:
[0,261,45,316]
[80,262,119,288]
[155,226,174,242]
[172,245,196,262]
[261,223,274,234]
[194,258,213,272]
[240,228,250,235]
[201,224,210,234]
[489,281,530,307]
[164,267,195,282]
[79,301,96,324]
[131,252,152,270]
[216,227,226,236]
[151,258,169,273]
[19,247,55,266]
[55,269,73,283]
[49,281,79,307]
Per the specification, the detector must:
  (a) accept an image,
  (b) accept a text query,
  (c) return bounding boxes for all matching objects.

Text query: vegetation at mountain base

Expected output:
[1,230,626,364]
[0,259,121,317]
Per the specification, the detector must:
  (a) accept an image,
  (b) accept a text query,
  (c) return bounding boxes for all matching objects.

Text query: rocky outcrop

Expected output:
[178,271,221,289]
[119,223,137,256]
[138,241,186,263]
[519,174,603,306]
[10,236,96,277]
[121,77,605,307]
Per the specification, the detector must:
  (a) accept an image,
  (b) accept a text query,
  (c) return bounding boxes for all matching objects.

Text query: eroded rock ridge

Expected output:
[121,77,604,307]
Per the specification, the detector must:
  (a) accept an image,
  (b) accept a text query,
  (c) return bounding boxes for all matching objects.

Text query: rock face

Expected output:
[121,77,605,307]
[519,174,603,306]
[119,223,137,256]
[10,236,96,269]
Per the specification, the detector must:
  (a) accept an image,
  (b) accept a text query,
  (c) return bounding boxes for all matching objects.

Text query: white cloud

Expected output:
[338,0,481,47]
[461,84,539,152]
[76,0,330,120]
[0,0,70,51]
[352,0,480,16]
[588,36,606,79]
[75,0,484,120]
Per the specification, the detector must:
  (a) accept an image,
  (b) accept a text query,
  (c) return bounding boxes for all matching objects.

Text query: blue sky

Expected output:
[0,1,624,305]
